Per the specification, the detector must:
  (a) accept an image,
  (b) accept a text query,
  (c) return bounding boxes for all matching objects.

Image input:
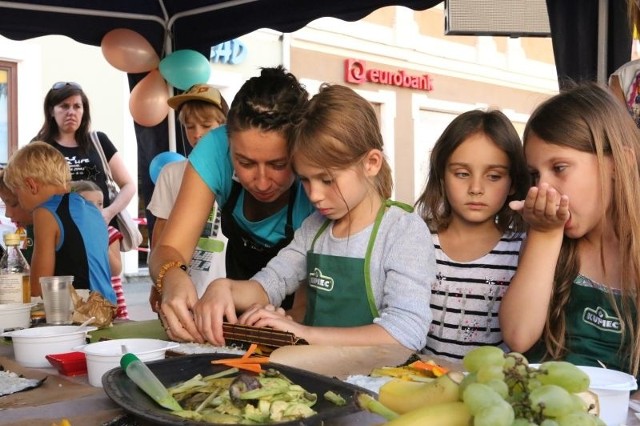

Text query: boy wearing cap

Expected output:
[148,84,229,309]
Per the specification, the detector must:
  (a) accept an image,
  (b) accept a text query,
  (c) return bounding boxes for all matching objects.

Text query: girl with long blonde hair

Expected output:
[500,83,640,379]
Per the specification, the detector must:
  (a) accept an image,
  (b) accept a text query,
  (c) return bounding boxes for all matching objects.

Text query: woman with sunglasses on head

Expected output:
[33,81,136,226]
[149,66,315,343]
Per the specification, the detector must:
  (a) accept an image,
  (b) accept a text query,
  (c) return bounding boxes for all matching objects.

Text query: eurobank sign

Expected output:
[344,59,433,91]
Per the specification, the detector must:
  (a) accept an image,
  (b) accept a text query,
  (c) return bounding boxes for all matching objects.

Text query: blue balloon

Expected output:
[159,49,211,90]
[149,151,186,184]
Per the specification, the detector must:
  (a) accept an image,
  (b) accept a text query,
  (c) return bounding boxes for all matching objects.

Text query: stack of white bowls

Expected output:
[1,325,98,368]
[76,338,179,387]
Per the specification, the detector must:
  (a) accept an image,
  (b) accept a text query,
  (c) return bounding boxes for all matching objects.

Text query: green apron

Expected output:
[563,275,633,373]
[527,275,635,377]
[303,200,413,327]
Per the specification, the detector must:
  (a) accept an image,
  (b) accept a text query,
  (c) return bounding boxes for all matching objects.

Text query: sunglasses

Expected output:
[51,81,82,90]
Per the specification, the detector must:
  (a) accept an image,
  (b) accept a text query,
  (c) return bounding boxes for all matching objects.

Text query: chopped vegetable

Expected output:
[356,393,399,421]
[211,358,270,365]
[168,367,320,424]
[408,360,449,376]
[211,343,270,373]
[229,374,262,407]
[324,390,347,406]
[370,359,448,381]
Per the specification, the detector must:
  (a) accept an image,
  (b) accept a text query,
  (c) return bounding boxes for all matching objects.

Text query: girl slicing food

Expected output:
[193,84,436,350]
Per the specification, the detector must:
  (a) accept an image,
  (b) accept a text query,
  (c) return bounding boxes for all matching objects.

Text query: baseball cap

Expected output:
[167,84,223,111]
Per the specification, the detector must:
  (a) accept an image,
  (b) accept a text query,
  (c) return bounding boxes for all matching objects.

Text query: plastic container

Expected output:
[46,351,88,376]
[0,302,33,332]
[1,325,97,367]
[77,338,178,387]
[578,365,638,426]
[40,276,74,324]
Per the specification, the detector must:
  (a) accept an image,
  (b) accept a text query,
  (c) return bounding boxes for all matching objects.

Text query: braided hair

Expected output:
[226,66,308,138]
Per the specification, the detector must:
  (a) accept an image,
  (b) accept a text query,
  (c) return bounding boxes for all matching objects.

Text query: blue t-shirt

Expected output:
[189,125,315,247]
[38,193,115,304]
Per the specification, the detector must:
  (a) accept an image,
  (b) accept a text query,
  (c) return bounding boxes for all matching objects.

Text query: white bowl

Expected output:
[77,338,179,387]
[0,303,34,332]
[2,325,97,368]
[577,366,637,426]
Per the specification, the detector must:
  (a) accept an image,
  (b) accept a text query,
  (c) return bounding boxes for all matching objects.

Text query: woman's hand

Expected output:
[509,183,570,233]
[106,151,136,224]
[158,269,203,343]
[193,279,239,346]
[101,208,116,226]
[149,286,162,313]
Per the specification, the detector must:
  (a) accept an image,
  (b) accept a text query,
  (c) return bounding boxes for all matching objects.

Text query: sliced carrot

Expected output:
[242,343,258,359]
[211,343,270,373]
[211,357,270,365]
[233,363,263,374]
[409,360,449,376]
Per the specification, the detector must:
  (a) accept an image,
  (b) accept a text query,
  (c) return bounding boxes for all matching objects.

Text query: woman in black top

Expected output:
[34,81,136,226]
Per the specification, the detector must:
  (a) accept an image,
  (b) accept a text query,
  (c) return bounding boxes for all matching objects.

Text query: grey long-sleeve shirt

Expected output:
[252,205,436,350]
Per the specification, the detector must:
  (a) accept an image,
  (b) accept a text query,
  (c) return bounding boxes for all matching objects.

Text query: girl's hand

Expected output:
[238,304,302,336]
[193,279,238,346]
[509,183,570,233]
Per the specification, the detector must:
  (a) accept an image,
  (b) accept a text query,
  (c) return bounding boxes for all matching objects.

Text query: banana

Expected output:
[378,371,463,414]
[383,401,471,426]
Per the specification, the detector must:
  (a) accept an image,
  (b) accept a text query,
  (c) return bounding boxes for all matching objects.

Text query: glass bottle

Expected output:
[0,232,31,303]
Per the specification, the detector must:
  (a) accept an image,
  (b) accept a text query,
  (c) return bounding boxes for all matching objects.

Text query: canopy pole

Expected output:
[597,0,609,84]
[165,36,176,153]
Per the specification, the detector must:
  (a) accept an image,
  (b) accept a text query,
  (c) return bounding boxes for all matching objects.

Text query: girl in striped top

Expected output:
[415,109,529,362]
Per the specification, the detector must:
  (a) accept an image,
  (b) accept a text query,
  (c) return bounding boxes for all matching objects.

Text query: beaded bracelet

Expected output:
[154,261,188,296]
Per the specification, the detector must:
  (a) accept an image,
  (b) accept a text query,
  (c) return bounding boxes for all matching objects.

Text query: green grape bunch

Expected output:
[461,346,605,426]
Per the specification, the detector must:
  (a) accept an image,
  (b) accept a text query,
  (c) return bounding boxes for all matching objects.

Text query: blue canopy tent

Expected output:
[0,0,633,233]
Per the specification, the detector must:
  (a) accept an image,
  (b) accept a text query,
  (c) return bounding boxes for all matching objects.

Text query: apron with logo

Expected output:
[562,275,633,373]
[303,200,412,327]
[221,181,296,308]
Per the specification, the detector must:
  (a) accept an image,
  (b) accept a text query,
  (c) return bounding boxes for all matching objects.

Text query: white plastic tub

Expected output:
[578,365,638,426]
[0,303,33,332]
[2,325,97,368]
[77,338,179,387]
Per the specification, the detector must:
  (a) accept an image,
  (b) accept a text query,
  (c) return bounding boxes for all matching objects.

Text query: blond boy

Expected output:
[4,142,115,302]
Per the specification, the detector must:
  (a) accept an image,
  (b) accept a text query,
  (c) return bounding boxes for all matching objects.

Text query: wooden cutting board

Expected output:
[269,344,414,379]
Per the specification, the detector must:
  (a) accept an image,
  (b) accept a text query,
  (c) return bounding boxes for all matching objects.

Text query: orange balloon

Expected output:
[101,28,159,73]
[129,70,169,127]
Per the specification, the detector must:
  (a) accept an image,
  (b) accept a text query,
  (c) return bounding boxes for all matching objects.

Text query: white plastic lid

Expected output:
[577,366,638,391]
[3,325,97,338]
